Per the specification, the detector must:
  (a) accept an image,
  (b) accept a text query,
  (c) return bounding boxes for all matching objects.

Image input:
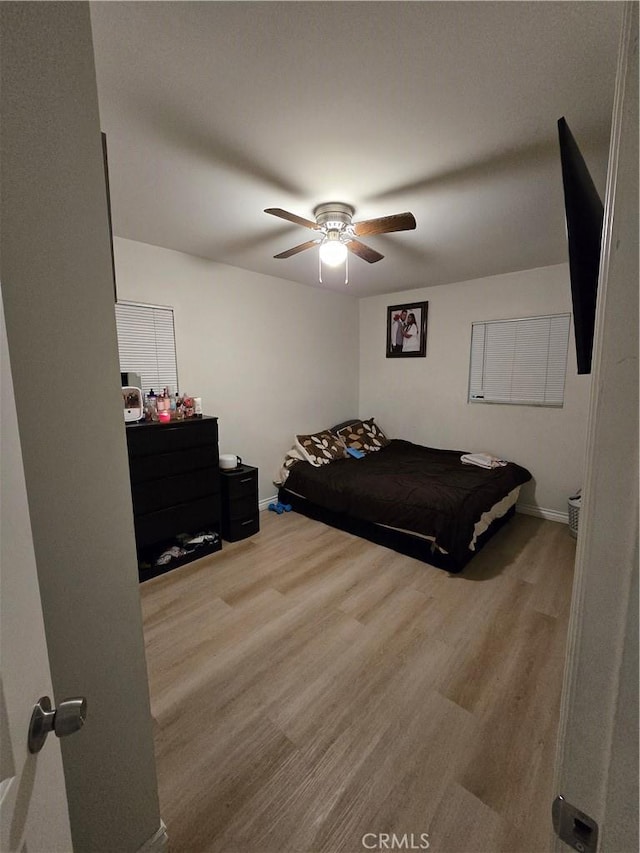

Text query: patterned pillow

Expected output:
[336,418,390,453]
[295,430,347,467]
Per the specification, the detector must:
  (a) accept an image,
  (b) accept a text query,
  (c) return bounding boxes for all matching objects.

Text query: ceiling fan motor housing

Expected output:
[313,202,355,234]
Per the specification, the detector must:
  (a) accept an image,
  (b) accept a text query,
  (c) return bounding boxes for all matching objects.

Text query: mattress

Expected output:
[282,439,531,566]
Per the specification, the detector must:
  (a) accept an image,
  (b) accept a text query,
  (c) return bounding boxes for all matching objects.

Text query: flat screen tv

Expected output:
[557,117,604,375]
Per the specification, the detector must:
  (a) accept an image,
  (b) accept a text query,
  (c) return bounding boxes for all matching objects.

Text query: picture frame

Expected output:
[386,301,428,358]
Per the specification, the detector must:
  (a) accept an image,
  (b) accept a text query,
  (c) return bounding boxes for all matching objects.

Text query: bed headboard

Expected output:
[329,419,360,434]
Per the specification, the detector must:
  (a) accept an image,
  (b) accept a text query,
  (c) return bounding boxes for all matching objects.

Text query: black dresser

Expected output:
[220,464,259,542]
[125,416,221,556]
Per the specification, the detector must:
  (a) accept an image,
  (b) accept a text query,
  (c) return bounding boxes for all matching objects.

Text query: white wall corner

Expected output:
[516,503,569,524]
[137,820,168,853]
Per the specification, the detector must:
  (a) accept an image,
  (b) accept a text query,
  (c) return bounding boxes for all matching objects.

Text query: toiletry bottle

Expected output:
[146,390,158,422]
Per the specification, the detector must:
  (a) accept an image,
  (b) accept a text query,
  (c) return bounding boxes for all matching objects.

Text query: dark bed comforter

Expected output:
[284,440,531,565]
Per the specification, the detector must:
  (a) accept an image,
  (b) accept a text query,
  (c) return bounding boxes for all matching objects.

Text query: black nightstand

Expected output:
[220,464,259,542]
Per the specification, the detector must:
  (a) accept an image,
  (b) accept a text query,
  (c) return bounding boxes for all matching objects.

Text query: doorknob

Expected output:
[28,695,87,754]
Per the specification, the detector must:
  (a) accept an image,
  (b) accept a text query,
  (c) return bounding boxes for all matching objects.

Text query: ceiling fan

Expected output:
[264,203,416,268]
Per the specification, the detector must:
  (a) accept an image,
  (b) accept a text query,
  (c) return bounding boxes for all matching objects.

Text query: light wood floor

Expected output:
[140,510,576,853]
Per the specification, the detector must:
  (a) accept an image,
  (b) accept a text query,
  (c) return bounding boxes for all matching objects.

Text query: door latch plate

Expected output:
[552,795,598,853]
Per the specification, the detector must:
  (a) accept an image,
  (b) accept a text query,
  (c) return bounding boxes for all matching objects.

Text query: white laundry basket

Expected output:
[568,491,581,538]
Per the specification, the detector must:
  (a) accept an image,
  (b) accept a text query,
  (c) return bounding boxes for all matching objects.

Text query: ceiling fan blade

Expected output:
[347,239,384,264]
[353,212,416,237]
[273,239,319,259]
[264,208,317,230]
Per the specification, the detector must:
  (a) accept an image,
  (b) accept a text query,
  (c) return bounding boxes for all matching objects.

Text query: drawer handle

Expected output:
[240,519,254,526]
[239,477,253,484]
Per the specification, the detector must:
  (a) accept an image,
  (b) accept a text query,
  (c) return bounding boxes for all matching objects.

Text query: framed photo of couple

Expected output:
[386,301,428,358]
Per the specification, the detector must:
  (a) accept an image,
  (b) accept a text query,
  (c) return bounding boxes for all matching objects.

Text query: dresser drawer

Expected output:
[129,445,219,485]
[223,513,260,542]
[131,466,220,516]
[223,467,258,501]
[134,493,221,549]
[221,492,257,523]
[126,417,218,458]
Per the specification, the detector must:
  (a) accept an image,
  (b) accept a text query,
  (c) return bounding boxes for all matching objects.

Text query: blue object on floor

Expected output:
[268,501,292,514]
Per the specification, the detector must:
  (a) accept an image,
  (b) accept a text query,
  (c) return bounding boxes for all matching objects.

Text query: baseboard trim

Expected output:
[516,503,569,524]
[137,820,168,853]
[259,494,279,512]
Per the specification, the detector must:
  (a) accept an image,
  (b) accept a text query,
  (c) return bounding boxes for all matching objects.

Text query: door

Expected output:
[552,5,638,851]
[0,291,73,852]
[0,4,162,849]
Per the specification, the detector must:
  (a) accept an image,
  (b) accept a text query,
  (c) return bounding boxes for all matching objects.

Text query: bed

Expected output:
[277,420,532,573]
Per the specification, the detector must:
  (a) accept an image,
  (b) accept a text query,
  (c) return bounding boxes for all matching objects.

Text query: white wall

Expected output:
[114,237,359,500]
[0,4,160,850]
[359,264,591,514]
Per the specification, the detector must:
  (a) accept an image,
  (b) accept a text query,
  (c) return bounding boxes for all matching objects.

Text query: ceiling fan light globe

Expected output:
[319,240,348,267]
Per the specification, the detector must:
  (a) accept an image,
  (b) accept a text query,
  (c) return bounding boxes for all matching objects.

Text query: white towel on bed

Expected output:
[461,452,507,469]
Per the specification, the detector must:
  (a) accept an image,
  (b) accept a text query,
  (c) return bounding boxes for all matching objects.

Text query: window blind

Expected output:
[468,314,570,407]
[115,301,178,395]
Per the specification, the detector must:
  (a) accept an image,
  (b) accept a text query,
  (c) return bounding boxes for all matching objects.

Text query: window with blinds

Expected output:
[468,314,571,407]
[115,301,178,395]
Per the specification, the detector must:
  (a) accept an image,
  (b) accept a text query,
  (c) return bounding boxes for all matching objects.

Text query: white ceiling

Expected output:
[90,1,623,296]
